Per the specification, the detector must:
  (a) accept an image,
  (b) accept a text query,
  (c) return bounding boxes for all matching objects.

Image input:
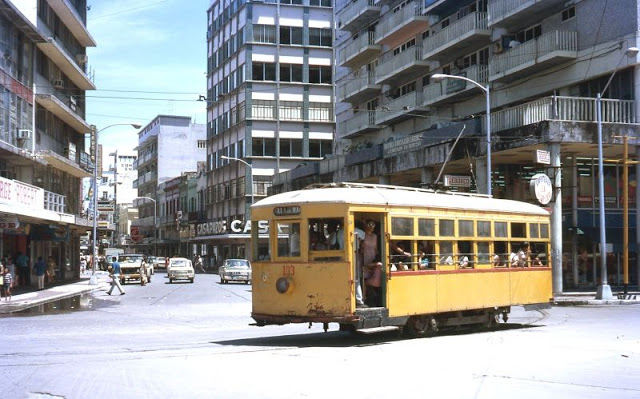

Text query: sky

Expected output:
[86,0,210,162]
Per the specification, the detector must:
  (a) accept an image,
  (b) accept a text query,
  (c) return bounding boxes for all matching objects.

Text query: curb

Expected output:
[0,281,107,314]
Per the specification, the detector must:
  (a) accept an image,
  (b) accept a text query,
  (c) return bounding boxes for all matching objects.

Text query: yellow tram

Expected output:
[249,183,553,336]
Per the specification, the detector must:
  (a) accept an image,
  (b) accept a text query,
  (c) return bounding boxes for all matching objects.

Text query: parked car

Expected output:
[117,254,152,284]
[167,257,195,283]
[219,259,252,284]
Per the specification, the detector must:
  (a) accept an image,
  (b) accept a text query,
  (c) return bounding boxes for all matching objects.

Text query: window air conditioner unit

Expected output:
[17,129,32,140]
[69,95,77,111]
[76,54,89,64]
[52,79,64,89]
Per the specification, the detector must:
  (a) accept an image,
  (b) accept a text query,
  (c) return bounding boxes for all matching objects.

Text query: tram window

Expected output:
[531,242,547,266]
[308,218,343,251]
[530,223,540,239]
[277,222,300,257]
[439,241,454,265]
[458,240,473,268]
[541,223,549,238]
[418,218,435,236]
[495,222,507,237]
[459,220,474,237]
[440,219,454,237]
[494,241,508,267]
[511,222,526,238]
[418,240,435,269]
[392,217,413,236]
[477,221,491,237]
[477,242,490,263]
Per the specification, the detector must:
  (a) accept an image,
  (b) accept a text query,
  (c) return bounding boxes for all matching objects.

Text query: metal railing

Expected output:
[337,0,380,27]
[490,30,577,76]
[483,95,636,134]
[422,12,488,57]
[338,31,378,66]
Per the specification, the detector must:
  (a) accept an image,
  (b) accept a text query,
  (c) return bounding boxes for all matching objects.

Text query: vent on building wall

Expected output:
[52,79,64,89]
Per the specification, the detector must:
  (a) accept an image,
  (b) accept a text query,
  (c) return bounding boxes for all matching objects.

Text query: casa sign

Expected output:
[197,219,269,236]
[530,173,553,205]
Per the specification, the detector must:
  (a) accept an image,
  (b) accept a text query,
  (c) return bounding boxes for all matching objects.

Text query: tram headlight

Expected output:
[276,277,293,294]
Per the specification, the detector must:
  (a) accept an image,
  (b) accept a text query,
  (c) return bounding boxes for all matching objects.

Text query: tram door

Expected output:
[353,213,387,308]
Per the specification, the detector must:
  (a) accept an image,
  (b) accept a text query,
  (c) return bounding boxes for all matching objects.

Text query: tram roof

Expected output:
[252,183,549,216]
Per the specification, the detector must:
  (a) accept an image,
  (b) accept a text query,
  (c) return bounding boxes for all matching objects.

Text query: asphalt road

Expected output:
[1,273,639,399]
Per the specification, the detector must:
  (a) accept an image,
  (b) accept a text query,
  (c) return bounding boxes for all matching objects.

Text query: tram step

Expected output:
[356,326,401,334]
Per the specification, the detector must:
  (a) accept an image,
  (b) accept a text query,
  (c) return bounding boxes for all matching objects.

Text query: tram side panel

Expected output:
[509,267,553,305]
[251,261,353,320]
[387,273,438,317]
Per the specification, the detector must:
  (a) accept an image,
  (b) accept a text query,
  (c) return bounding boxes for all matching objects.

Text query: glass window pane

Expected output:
[477,242,490,263]
[541,223,549,238]
[439,241,453,264]
[418,218,435,236]
[440,219,454,236]
[495,222,507,237]
[264,138,276,156]
[529,223,540,239]
[391,217,413,236]
[277,222,300,257]
[459,220,473,236]
[477,221,490,237]
[511,222,526,238]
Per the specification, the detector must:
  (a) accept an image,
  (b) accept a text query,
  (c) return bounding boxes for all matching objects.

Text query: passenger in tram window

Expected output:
[517,242,530,267]
[459,255,470,268]
[532,257,542,266]
[327,220,344,249]
[388,236,410,270]
[418,241,434,269]
[458,241,473,268]
[492,254,502,267]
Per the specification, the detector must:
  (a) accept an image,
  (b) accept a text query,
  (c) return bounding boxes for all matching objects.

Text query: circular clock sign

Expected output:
[530,173,553,205]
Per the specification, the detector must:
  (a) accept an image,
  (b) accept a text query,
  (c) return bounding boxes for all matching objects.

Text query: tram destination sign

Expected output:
[273,206,301,216]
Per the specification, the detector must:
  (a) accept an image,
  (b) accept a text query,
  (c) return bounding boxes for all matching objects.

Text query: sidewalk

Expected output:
[553,290,640,306]
[0,271,110,314]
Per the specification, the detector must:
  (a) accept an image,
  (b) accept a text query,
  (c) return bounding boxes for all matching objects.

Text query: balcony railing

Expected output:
[338,110,379,138]
[376,91,423,124]
[249,100,333,122]
[338,31,380,68]
[489,30,577,81]
[337,68,380,103]
[482,95,636,134]
[337,0,381,33]
[376,46,427,84]
[488,0,564,27]
[422,11,490,60]
[375,1,429,45]
[422,65,488,106]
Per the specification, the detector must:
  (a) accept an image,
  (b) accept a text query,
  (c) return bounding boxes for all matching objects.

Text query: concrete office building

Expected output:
[0,0,96,282]
[106,150,137,246]
[131,115,206,256]
[198,0,335,263]
[271,0,640,292]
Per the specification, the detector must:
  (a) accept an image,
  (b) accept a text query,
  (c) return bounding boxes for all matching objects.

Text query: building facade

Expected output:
[270,0,640,292]
[0,0,95,282]
[131,115,206,256]
[200,0,335,262]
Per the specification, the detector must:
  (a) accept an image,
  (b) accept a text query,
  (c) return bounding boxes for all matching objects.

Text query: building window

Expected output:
[253,24,276,43]
[197,140,206,149]
[309,0,332,6]
[561,6,575,21]
[280,139,303,157]
[280,26,304,45]
[309,65,331,83]
[309,139,332,157]
[399,81,416,96]
[516,24,542,43]
[252,62,276,81]
[393,38,415,56]
[280,63,303,82]
[280,0,303,4]
[252,138,277,157]
[309,28,332,46]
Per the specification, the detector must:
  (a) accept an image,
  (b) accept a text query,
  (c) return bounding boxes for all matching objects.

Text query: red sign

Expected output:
[130,226,142,243]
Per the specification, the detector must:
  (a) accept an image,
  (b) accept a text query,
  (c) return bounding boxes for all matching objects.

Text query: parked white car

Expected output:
[167,257,195,283]
[219,259,252,284]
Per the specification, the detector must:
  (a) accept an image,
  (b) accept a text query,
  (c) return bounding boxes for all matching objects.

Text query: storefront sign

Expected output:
[196,219,269,236]
[530,173,553,205]
[383,134,423,158]
[534,149,551,165]
[0,176,44,209]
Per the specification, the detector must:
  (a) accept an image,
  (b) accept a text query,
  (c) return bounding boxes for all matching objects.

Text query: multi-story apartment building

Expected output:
[0,0,95,282]
[199,0,335,261]
[131,115,206,256]
[108,150,137,246]
[271,0,640,292]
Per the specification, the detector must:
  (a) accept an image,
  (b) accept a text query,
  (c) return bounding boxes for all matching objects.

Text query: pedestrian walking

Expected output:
[33,256,47,290]
[106,256,125,295]
[80,256,87,274]
[2,266,12,301]
[195,254,205,273]
[5,257,16,289]
[15,251,29,286]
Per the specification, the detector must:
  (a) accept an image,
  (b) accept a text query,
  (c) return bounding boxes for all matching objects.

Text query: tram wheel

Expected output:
[405,315,433,338]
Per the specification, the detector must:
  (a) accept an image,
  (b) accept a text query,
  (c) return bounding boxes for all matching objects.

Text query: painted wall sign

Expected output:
[196,219,269,236]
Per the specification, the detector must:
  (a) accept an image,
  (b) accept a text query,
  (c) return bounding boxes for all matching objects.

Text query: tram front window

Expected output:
[278,222,300,257]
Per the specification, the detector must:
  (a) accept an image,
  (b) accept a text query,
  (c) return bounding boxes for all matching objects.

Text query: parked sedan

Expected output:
[167,257,195,283]
[219,259,252,284]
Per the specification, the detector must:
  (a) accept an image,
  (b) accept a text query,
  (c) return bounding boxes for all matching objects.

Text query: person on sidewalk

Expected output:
[107,256,125,296]
[1,266,12,301]
[15,251,29,287]
[195,254,205,273]
[33,256,47,291]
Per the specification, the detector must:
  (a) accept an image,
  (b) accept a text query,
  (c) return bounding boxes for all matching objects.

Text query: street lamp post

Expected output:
[595,46,638,300]
[431,73,491,196]
[89,123,141,285]
[221,155,254,204]
[134,197,157,257]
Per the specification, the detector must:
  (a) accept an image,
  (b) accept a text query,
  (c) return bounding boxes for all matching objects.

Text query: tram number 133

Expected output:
[282,265,295,276]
